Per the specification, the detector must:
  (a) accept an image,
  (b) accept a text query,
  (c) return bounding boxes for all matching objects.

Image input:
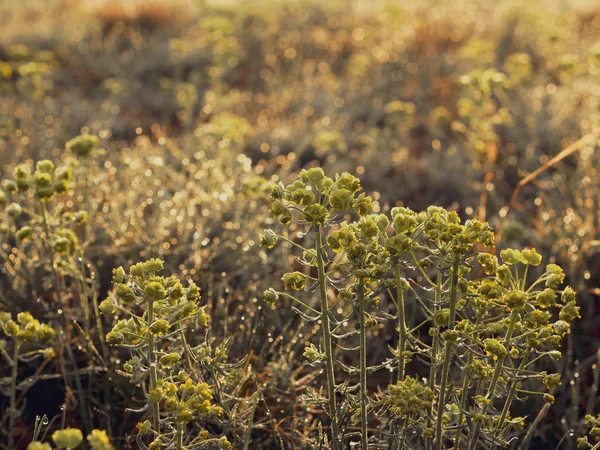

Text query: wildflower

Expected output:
[27,443,52,450]
[259,229,278,249]
[521,248,542,266]
[54,166,72,182]
[329,188,353,210]
[388,376,434,418]
[503,290,528,311]
[282,272,307,290]
[74,211,88,226]
[116,283,135,303]
[148,438,162,450]
[263,288,279,305]
[545,264,565,288]
[87,430,114,450]
[561,286,576,303]
[542,373,561,389]
[483,338,507,359]
[478,253,498,275]
[358,217,379,239]
[6,203,22,218]
[36,160,54,174]
[353,193,373,216]
[500,249,523,265]
[336,173,361,193]
[160,353,182,367]
[391,207,418,234]
[526,309,551,327]
[149,319,170,335]
[99,298,117,316]
[302,204,329,224]
[304,343,326,364]
[16,226,33,241]
[559,301,580,322]
[145,282,167,300]
[52,428,83,449]
[137,420,152,434]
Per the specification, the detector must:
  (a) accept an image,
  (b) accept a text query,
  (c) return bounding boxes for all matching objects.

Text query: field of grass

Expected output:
[1,0,600,448]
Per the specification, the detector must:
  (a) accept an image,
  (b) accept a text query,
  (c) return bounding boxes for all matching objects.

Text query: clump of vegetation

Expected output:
[261,169,579,448]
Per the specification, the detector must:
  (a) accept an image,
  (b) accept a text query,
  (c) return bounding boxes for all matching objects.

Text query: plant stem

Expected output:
[315,227,338,448]
[394,265,407,381]
[467,312,519,450]
[434,255,460,450]
[147,297,160,433]
[398,419,409,450]
[40,200,64,307]
[8,341,21,450]
[426,271,443,450]
[495,347,532,437]
[358,278,368,449]
[455,309,485,448]
[176,422,183,450]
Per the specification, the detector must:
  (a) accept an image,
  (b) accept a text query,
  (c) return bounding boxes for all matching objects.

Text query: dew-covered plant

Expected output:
[0,311,55,450]
[101,258,235,449]
[261,169,579,449]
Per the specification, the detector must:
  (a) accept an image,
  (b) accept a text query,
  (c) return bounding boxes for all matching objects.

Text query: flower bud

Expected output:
[263,288,279,305]
[99,298,117,316]
[521,248,542,266]
[116,283,135,303]
[259,229,278,249]
[353,194,373,216]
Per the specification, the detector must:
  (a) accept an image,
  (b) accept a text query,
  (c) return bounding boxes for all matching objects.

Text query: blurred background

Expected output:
[1,0,600,447]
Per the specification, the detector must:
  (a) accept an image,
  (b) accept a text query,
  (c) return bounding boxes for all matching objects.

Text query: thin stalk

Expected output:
[358,279,368,449]
[394,265,407,381]
[176,422,183,450]
[147,297,160,432]
[41,200,90,431]
[315,227,338,448]
[456,310,484,448]
[426,271,443,450]
[495,348,532,438]
[467,312,519,450]
[243,393,260,450]
[434,255,460,450]
[8,341,21,450]
[455,347,474,449]
[518,396,552,450]
[585,350,600,417]
[40,200,63,307]
[397,419,409,450]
